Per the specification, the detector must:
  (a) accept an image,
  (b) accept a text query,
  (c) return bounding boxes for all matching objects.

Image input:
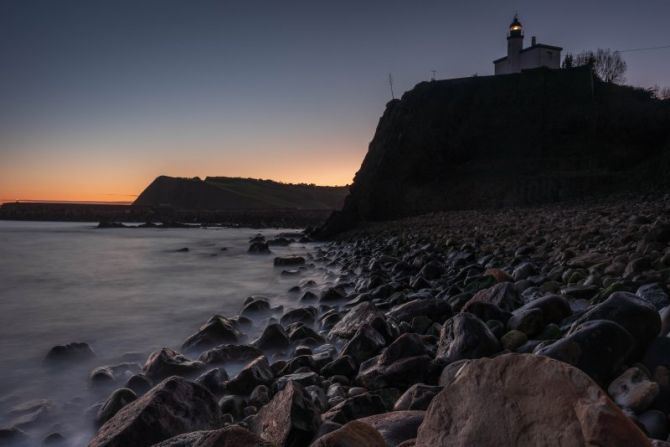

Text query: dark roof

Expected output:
[521,43,563,53]
[493,56,508,64]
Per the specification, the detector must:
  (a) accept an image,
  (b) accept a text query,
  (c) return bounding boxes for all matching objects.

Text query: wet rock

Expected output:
[44,342,95,364]
[143,348,204,381]
[321,356,357,378]
[182,316,241,352]
[274,256,306,266]
[414,354,650,447]
[464,282,521,312]
[225,356,274,395]
[321,393,387,424]
[151,426,274,447]
[125,374,152,396]
[253,323,290,351]
[274,371,321,391]
[287,324,325,345]
[638,410,669,440]
[436,313,501,364]
[608,367,659,412]
[248,241,271,254]
[386,298,452,324]
[310,420,386,447]
[96,388,137,427]
[218,395,245,419]
[357,354,433,390]
[88,376,220,447]
[241,297,273,317]
[538,320,634,384]
[570,292,661,355]
[196,368,229,395]
[198,344,263,365]
[636,283,670,310]
[359,411,425,447]
[507,308,544,337]
[42,433,66,445]
[330,302,385,339]
[515,294,571,324]
[249,384,270,407]
[340,325,386,365]
[248,381,320,447]
[281,307,317,326]
[320,287,347,303]
[300,291,318,303]
[418,261,444,280]
[393,384,443,411]
[461,301,511,325]
[500,330,527,351]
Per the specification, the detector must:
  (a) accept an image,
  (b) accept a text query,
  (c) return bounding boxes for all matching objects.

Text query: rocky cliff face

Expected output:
[318,66,670,236]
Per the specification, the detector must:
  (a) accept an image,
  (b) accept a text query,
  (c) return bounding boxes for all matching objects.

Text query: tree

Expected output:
[661,87,670,100]
[562,53,574,69]
[571,48,627,84]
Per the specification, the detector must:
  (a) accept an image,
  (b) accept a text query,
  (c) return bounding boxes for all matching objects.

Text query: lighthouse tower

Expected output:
[506,15,524,73]
[493,15,562,75]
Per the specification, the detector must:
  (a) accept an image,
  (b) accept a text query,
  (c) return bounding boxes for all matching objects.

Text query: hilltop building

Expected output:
[493,15,562,75]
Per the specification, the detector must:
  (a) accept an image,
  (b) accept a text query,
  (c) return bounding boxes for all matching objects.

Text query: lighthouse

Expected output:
[493,15,562,75]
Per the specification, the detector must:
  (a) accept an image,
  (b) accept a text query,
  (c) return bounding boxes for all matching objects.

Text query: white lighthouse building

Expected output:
[493,15,562,75]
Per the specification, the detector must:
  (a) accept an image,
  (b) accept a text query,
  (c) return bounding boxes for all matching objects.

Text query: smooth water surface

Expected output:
[0,221,326,445]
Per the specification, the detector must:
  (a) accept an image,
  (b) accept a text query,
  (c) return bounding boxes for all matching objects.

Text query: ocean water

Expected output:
[0,221,327,445]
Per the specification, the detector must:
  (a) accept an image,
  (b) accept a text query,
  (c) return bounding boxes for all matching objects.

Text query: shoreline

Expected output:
[4,194,670,446]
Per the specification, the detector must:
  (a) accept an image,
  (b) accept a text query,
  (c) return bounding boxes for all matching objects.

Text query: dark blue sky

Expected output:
[1,0,669,201]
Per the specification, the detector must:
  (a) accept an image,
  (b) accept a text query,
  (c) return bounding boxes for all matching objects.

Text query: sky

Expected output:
[1,0,669,203]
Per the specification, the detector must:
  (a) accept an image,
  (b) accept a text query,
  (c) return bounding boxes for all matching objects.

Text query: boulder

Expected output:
[393,384,442,411]
[248,242,271,254]
[359,411,425,447]
[507,308,544,337]
[96,388,137,427]
[340,325,387,365]
[182,316,241,352]
[321,356,357,379]
[310,420,386,447]
[436,313,501,363]
[196,368,229,395]
[88,376,220,447]
[636,283,670,310]
[414,354,651,447]
[464,282,521,312]
[281,308,317,326]
[386,298,452,324]
[45,342,95,364]
[151,426,274,447]
[143,348,204,381]
[321,393,387,424]
[274,256,306,266]
[570,292,660,355]
[253,324,290,351]
[248,381,321,447]
[330,302,384,339]
[538,320,634,384]
[515,294,571,324]
[224,356,274,395]
[357,354,433,391]
[198,344,263,365]
[608,367,659,413]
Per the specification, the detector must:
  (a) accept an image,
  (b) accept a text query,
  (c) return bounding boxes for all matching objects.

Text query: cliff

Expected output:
[133,176,348,211]
[317,66,670,236]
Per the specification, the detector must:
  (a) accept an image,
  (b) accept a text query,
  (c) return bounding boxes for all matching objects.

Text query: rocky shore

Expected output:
[5,194,670,446]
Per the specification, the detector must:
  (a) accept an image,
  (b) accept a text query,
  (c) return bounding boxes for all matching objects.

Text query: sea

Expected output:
[0,221,327,446]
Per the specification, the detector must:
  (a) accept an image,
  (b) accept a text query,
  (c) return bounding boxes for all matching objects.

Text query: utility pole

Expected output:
[388,73,395,100]
[431,70,437,81]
